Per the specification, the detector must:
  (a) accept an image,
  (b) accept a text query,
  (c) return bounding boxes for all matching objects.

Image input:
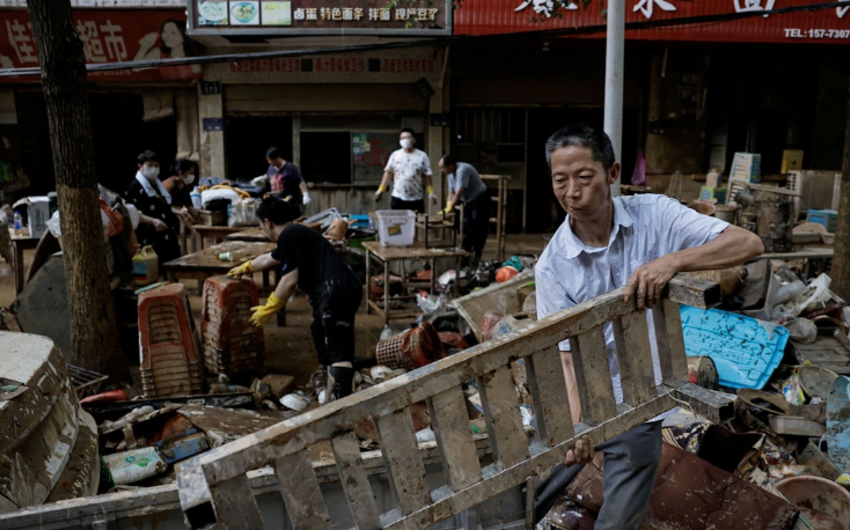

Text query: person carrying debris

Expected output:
[534,123,763,529]
[438,154,490,268]
[375,127,437,213]
[227,196,362,400]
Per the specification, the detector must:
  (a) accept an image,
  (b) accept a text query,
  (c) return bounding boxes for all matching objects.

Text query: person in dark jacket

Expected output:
[227,196,361,400]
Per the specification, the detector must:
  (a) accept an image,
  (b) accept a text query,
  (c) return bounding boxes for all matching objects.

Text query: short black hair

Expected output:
[256,195,293,226]
[400,127,415,136]
[171,159,195,175]
[544,124,615,171]
[265,147,281,160]
[440,154,458,167]
[137,150,158,165]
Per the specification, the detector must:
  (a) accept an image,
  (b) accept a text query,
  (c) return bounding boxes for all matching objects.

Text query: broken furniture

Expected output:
[415,207,462,249]
[363,240,470,325]
[201,276,265,377]
[0,332,99,513]
[10,227,38,295]
[175,275,730,530]
[451,269,535,342]
[138,283,204,398]
[481,174,509,263]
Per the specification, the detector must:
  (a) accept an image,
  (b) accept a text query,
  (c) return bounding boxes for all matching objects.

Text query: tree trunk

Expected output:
[832,70,850,300]
[27,0,125,378]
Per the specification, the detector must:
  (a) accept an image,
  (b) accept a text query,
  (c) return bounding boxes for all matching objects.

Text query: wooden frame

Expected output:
[481,175,509,263]
[177,275,729,530]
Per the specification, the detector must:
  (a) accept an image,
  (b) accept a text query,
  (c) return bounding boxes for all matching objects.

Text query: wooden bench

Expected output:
[176,275,730,530]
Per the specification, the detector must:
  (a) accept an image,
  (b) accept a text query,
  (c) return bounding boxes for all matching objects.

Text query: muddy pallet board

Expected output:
[173,274,730,530]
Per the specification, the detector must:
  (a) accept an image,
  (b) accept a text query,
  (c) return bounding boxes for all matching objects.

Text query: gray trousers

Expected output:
[535,421,663,530]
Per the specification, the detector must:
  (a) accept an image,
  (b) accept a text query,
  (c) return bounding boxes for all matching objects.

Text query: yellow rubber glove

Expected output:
[250,293,286,328]
[427,186,434,196]
[227,260,254,278]
[441,202,454,215]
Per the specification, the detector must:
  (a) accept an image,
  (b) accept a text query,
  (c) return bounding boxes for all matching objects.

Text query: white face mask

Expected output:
[400,138,413,150]
[142,165,160,180]
[183,173,195,185]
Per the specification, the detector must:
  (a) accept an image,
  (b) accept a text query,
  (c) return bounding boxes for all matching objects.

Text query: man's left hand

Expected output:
[623,254,680,310]
[429,193,438,205]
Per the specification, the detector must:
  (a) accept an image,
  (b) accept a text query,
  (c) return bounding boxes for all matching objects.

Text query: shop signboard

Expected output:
[454,0,850,44]
[188,0,451,35]
[0,9,201,82]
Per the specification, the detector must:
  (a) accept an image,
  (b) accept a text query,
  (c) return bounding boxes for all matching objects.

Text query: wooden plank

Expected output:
[652,300,689,385]
[208,473,265,530]
[573,327,616,425]
[478,365,528,469]
[614,312,656,406]
[274,449,332,530]
[376,408,432,515]
[427,386,482,491]
[186,275,713,499]
[384,394,678,530]
[331,433,382,530]
[526,345,575,447]
[672,383,736,424]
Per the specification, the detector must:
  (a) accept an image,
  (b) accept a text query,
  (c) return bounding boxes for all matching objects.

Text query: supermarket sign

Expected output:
[0,9,201,81]
[188,0,451,35]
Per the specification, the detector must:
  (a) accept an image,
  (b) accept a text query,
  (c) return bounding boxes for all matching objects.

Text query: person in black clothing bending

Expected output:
[227,196,362,400]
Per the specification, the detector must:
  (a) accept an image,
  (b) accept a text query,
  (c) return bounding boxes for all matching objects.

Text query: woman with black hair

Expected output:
[163,158,199,228]
[133,19,200,77]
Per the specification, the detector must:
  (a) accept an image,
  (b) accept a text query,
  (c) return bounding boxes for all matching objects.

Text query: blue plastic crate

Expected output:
[680,306,789,390]
[348,214,372,229]
[807,209,838,233]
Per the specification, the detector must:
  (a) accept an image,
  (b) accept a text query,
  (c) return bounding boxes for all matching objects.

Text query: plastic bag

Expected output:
[228,198,257,227]
[785,317,816,344]
[416,291,446,315]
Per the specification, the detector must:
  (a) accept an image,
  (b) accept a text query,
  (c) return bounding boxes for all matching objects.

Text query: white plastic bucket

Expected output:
[376,209,416,247]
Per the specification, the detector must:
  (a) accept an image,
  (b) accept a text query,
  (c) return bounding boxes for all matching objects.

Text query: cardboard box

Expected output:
[731,152,761,183]
[781,150,804,173]
[26,196,50,238]
[700,186,727,203]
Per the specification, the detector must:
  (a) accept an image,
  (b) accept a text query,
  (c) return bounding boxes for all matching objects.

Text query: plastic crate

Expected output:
[680,306,789,390]
[376,209,416,247]
[806,209,838,233]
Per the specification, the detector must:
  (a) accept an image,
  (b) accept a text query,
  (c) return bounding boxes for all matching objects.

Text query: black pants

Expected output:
[390,196,425,213]
[462,193,490,263]
[309,278,362,366]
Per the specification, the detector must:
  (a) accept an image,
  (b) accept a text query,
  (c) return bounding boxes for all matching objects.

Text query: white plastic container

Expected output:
[376,209,416,247]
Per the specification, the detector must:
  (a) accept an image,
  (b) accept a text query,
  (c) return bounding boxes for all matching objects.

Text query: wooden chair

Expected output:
[177,275,730,530]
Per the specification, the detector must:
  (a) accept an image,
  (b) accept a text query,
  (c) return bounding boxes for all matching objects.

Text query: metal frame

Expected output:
[176,274,731,530]
[187,0,453,37]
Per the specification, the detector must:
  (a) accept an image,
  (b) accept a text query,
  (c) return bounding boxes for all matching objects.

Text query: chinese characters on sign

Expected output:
[633,0,676,19]
[514,0,576,18]
[228,56,434,73]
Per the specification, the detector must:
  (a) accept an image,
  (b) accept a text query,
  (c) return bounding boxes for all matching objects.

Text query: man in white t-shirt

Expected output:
[375,128,436,213]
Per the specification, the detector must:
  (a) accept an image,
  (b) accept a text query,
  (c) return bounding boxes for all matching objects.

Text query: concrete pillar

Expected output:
[197,84,226,179]
[427,48,450,212]
[604,0,625,197]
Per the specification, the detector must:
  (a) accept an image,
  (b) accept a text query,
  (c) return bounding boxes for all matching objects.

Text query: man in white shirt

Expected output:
[535,124,763,529]
[375,128,437,213]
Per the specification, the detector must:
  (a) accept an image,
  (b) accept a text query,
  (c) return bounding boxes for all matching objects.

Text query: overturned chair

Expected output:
[177,275,730,530]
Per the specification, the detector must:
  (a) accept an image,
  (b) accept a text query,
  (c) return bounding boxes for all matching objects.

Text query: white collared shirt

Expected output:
[535,193,729,407]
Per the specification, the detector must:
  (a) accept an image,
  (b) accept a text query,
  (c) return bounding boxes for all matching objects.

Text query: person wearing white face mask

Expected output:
[375,128,436,213]
[125,150,182,267]
[163,159,199,231]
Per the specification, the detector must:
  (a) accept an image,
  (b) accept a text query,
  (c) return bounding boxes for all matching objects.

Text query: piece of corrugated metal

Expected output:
[454,0,850,44]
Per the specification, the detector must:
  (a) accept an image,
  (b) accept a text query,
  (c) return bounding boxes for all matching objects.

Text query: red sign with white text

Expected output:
[0,9,201,82]
[454,0,850,43]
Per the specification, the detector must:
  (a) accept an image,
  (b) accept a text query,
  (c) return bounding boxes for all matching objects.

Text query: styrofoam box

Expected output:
[376,210,416,247]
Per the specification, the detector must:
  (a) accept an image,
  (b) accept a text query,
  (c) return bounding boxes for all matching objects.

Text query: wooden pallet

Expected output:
[176,275,731,530]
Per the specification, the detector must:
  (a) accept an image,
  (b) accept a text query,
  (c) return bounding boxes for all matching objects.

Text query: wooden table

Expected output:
[226,227,270,242]
[363,241,470,325]
[762,246,833,278]
[161,241,285,325]
[191,225,247,252]
[10,228,40,295]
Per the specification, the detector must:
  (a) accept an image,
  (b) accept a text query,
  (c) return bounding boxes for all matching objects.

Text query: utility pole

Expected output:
[27,0,126,378]
[831,71,850,300]
[604,0,625,197]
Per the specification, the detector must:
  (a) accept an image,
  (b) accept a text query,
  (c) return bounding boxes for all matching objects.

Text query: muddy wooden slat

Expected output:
[652,300,689,385]
[184,275,715,511]
[526,345,575,447]
[376,408,432,515]
[274,449,332,530]
[478,365,528,469]
[208,473,265,530]
[613,311,655,406]
[573,327,616,425]
[331,432,382,530]
[428,385,482,491]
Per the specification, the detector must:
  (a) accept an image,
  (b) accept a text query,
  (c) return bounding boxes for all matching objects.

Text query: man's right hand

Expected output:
[227,260,254,278]
[151,218,168,232]
[564,434,593,466]
[375,185,387,202]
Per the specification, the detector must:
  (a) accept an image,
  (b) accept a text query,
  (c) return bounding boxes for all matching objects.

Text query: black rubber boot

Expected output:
[327,366,355,401]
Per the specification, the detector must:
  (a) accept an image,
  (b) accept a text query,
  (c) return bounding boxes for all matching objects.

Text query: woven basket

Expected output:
[376,331,415,370]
